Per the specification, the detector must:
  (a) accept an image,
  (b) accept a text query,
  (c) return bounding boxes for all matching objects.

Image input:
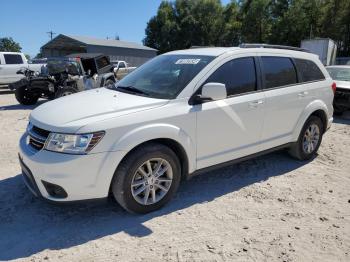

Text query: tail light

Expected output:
[331,82,336,94]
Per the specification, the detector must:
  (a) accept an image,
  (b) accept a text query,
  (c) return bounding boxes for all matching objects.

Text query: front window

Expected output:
[327,67,350,82]
[114,54,214,99]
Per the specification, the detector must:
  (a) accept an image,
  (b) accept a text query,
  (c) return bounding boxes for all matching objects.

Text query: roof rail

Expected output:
[239,43,310,53]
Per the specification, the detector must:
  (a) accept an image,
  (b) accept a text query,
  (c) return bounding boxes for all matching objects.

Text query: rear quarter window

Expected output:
[4,54,23,64]
[261,57,297,89]
[294,59,325,82]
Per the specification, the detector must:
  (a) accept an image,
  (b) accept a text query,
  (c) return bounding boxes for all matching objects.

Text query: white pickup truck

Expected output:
[112,60,137,80]
[0,52,45,85]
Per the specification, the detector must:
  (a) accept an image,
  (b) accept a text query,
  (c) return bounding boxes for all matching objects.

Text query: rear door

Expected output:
[0,53,25,84]
[259,55,310,149]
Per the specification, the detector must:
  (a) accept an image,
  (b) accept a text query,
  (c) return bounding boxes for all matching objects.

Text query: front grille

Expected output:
[28,124,50,151]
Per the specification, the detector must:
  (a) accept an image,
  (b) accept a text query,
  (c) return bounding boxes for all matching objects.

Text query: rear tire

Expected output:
[288,116,324,161]
[111,143,181,214]
[55,87,77,98]
[15,85,39,105]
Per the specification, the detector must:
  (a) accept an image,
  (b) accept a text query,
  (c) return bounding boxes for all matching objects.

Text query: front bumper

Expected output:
[19,133,126,202]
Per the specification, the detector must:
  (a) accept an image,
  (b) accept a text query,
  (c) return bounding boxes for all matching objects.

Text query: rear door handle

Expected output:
[298,91,308,97]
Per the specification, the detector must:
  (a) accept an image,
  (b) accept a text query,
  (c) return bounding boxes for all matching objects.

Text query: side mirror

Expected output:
[191,82,227,105]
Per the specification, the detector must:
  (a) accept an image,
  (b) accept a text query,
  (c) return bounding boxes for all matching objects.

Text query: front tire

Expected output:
[15,85,39,105]
[288,116,324,160]
[104,78,115,87]
[111,143,181,214]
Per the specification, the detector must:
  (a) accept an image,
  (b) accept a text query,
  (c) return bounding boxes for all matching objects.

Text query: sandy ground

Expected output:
[0,91,349,262]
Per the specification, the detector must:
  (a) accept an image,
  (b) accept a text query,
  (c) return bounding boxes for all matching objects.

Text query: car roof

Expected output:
[165,47,318,59]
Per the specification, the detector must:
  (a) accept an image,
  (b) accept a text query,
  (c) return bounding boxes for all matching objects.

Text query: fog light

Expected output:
[42,180,68,198]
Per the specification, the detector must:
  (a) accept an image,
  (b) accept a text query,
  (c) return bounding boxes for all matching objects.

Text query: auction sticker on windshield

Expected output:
[175,59,201,64]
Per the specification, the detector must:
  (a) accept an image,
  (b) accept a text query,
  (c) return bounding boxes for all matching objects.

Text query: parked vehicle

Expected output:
[301,38,337,66]
[0,52,45,85]
[326,65,350,115]
[29,58,48,64]
[19,45,334,213]
[112,60,137,80]
[10,53,116,105]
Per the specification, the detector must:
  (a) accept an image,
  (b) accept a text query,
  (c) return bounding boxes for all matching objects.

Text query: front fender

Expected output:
[111,123,196,173]
[292,99,331,141]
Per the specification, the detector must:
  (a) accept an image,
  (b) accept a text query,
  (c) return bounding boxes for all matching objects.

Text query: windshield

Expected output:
[327,67,350,82]
[114,54,215,99]
[47,58,82,75]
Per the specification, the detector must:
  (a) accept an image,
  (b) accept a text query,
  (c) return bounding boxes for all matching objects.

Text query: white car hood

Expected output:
[30,88,169,133]
[335,80,350,90]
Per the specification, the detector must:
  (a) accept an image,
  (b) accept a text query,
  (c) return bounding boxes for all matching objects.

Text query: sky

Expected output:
[0,0,231,57]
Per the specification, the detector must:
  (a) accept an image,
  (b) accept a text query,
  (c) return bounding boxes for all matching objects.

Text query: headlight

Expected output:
[44,131,105,154]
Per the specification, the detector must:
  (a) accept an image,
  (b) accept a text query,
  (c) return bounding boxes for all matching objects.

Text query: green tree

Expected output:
[217,1,242,46]
[144,0,350,56]
[0,37,22,52]
[320,0,350,56]
[144,1,178,53]
[144,0,225,53]
[239,0,272,43]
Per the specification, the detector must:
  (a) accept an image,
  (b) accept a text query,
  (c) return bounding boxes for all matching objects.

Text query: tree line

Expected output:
[143,0,350,57]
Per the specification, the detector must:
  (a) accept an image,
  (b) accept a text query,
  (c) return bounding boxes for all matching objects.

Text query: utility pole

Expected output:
[47,31,56,40]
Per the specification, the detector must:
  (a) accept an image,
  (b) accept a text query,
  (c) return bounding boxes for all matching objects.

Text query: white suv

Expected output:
[19,45,334,213]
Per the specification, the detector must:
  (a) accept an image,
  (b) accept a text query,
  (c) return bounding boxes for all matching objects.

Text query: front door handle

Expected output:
[298,91,308,97]
[249,100,264,108]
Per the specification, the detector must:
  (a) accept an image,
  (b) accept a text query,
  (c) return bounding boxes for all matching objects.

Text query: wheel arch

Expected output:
[117,138,190,181]
[111,123,196,175]
[292,100,330,141]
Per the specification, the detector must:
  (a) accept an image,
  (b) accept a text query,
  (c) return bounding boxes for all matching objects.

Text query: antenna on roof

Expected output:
[47,31,56,40]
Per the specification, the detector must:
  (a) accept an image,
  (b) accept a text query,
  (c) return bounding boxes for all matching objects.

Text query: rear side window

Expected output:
[4,54,23,64]
[294,59,325,82]
[261,57,297,89]
[206,57,257,96]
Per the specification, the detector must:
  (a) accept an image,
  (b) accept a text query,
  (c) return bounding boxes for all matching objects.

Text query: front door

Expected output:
[195,56,266,169]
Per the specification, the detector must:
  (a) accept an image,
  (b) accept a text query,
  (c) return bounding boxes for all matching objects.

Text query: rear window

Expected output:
[96,56,110,69]
[262,57,297,89]
[295,59,325,82]
[4,54,23,64]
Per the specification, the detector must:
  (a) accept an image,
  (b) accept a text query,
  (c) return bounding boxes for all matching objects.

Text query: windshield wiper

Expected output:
[117,85,150,96]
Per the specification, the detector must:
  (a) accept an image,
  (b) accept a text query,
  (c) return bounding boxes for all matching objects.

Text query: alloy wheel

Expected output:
[302,123,320,154]
[131,158,173,205]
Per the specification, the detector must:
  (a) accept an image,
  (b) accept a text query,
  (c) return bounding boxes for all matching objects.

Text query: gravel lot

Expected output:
[0,91,349,262]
